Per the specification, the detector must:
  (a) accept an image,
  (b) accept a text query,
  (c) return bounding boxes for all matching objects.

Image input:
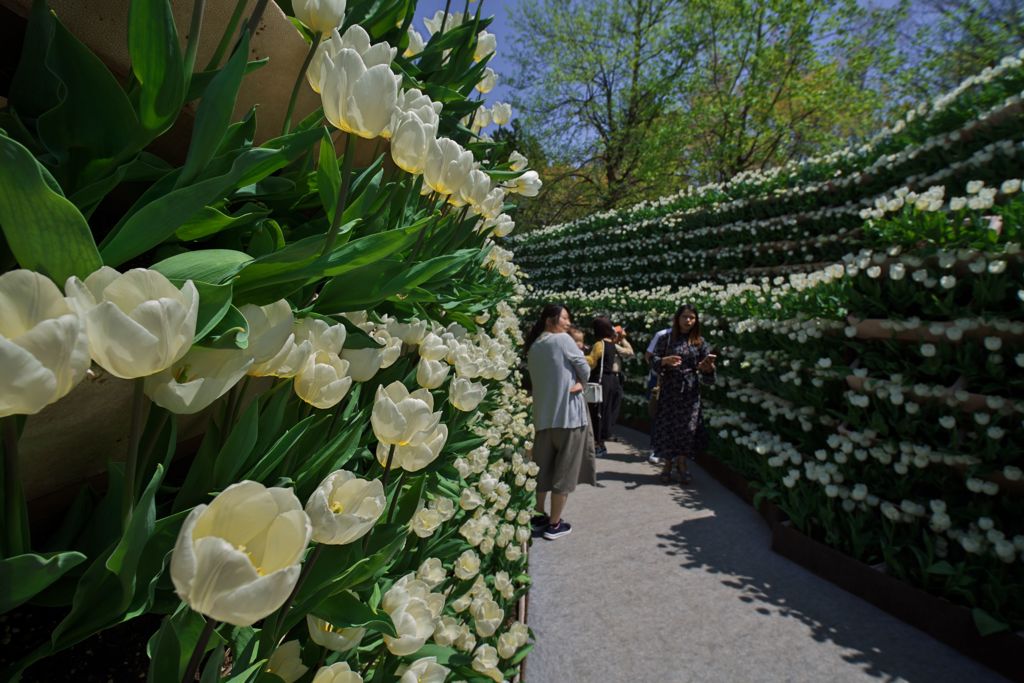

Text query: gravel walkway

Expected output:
[523,426,1007,683]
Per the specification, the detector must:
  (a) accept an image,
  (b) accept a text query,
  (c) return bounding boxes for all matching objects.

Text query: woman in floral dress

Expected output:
[651,305,717,484]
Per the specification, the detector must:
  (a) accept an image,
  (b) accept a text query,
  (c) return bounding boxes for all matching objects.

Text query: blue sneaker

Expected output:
[543,520,572,540]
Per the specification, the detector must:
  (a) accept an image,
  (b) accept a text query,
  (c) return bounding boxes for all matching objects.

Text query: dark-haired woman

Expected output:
[585,316,630,455]
[651,305,716,485]
[524,304,597,540]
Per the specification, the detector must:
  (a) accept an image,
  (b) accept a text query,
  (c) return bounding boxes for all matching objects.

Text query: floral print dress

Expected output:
[652,335,716,458]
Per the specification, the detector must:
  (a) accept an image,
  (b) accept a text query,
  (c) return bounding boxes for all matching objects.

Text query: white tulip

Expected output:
[497,631,519,659]
[410,507,443,537]
[375,423,448,472]
[399,657,449,683]
[416,557,446,587]
[170,481,311,626]
[387,318,428,345]
[394,88,442,130]
[424,10,464,36]
[404,27,426,57]
[472,107,492,131]
[460,169,492,208]
[424,138,474,197]
[66,267,198,379]
[266,640,309,683]
[508,150,528,171]
[240,300,296,365]
[312,662,363,683]
[0,270,89,417]
[321,50,401,139]
[449,377,486,411]
[477,188,506,220]
[472,644,502,682]
[383,598,436,655]
[292,0,346,33]
[370,380,440,445]
[295,317,347,354]
[308,25,396,93]
[391,112,435,175]
[305,470,385,544]
[418,332,449,361]
[490,102,511,126]
[294,350,352,408]
[471,598,503,637]
[144,346,253,414]
[486,213,516,238]
[416,357,450,389]
[376,329,402,368]
[511,170,542,197]
[474,30,496,62]
[341,345,384,382]
[307,614,366,652]
[453,549,480,579]
[475,67,497,94]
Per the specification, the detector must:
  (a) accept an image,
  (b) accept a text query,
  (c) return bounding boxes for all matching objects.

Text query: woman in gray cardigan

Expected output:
[525,303,597,540]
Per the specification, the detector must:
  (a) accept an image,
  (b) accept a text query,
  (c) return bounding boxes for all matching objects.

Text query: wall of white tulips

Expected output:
[0,1,541,681]
[516,52,1024,634]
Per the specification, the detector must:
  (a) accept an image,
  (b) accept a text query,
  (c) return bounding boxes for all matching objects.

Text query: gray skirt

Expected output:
[532,419,597,494]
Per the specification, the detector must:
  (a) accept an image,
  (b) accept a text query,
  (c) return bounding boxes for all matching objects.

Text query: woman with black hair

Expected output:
[651,304,716,485]
[585,316,626,455]
[524,304,597,540]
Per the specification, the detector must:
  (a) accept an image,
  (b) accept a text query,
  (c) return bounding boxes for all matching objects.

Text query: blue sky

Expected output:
[413,0,518,107]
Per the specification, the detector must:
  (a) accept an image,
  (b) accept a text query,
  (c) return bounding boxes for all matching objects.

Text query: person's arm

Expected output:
[615,338,634,358]
[697,343,717,383]
[565,335,592,383]
[584,339,604,369]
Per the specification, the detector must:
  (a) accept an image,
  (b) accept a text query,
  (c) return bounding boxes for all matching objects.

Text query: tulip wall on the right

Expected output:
[514,51,1024,635]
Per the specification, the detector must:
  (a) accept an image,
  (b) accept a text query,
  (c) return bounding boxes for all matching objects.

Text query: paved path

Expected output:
[524,426,1007,683]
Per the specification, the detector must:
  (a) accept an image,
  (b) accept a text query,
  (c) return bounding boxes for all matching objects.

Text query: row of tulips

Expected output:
[0,0,545,681]
[516,60,1023,630]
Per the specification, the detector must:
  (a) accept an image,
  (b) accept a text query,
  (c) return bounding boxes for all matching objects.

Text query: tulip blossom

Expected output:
[487,213,516,238]
[305,470,385,544]
[508,150,528,171]
[294,350,352,408]
[375,422,447,472]
[0,270,89,417]
[476,187,506,221]
[475,67,497,94]
[471,107,492,132]
[472,644,502,683]
[308,25,396,93]
[497,632,519,659]
[312,662,363,683]
[322,49,401,139]
[66,267,198,379]
[424,138,474,197]
[424,10,464,35]
[391,113,436,175]
[459,169,492,208]
[370,381,441,445]
[490,102,511,126]
[418,332,449,361]
[266,640,309,683]
[511,170,542,197]
[404,27,426,57]
[382,576,442,656]
[307,615,366,652]
[170,481,311,626]
[292,0,346,33]
[416,357,450,389]
[474,31,496,62]
[241,300,303,371]
[144,346,254,414]
[340,345,384,382]
[471,598,504,638]
[449,377,486,412]
[453,548,480,579]
[399,657,449,683]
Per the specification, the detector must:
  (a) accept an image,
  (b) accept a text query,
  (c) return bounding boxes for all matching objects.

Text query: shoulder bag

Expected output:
[584,341,605,404]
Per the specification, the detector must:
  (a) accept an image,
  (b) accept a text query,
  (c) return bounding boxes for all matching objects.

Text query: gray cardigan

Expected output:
[527,332,591,431]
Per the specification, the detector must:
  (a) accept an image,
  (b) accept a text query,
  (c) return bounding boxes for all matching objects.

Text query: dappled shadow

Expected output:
[604,426,1004,683]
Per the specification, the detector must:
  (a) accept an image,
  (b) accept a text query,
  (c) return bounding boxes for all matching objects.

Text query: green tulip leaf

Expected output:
[0,551,87,613]
[317,129,342,223]
[311,591,397,637]
[971,607,1010,636]
[152,249,253,283]
[129,0,186,134]
[146,606,208,683]
[203,304,250,349]
[175,204,270,241]
[164,278,234,342]
[186,59,268,102]
[0,133,102,283]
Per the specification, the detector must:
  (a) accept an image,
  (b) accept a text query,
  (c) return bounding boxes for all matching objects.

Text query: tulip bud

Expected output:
[416,357,450,389]
[170,482,311,626]
[321,50,400,139]
[0,270,89,417]
[292,0,346,33]
[475,67,497,94]
[66,267,198,379]
[490,102,512,126]
[424,138,474,197]
[474,31,497,62]
[449,377,486,411]
[305,470,385,545]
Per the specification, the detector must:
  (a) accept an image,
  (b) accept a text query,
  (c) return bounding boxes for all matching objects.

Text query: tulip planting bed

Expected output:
[514,51,1024,649]
[1,2,541,682]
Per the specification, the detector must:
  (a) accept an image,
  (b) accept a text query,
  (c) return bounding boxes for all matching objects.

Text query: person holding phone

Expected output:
[650,304,716,485]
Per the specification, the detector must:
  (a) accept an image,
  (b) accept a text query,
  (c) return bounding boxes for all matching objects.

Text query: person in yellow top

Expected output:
[585,317,634,456]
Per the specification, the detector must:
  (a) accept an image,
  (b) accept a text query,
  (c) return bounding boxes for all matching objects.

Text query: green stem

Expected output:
[182,617,217,683]
[2,416,27,556]
[439,0,453,35]
[386,471,405,524]
[183,0,207,75]
[272,544,323,642]
[282,31,323,135]
[364,444,396,554]
[204,0,247,70]
[320,133,356,256]
[122,378,149,527]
